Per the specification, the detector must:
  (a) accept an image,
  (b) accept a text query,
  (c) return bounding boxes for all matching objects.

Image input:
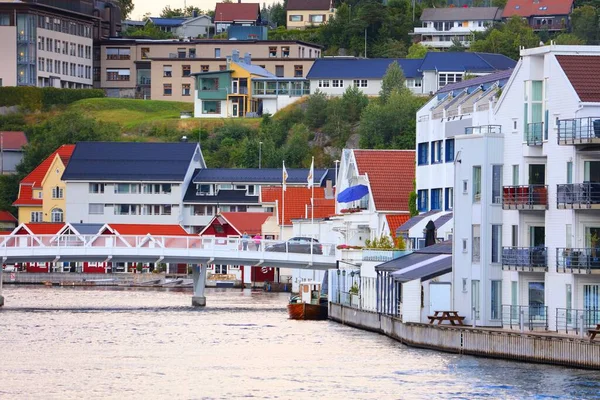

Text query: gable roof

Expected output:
[16,223,64,235]
[261,186,327,225]
[219,212,271,235]
[215,3,260,22]
[0,131,27,151]
[419,52,516,73]
[556,55,600,103]
[421,7,502,21]
[193,168,332,186]
[396,210,440,234]
[0,211,17,223]
[433,212,453,229]
[62,142,199,182]
[105,224,188,236]
[68,223,104,235]
[353,150,415,212]
[502,0,573,18]
[386,214,411,238]
[438,68,513,94]
[307,58,423,80]
[233,61,275,77]
[287,0,331,11]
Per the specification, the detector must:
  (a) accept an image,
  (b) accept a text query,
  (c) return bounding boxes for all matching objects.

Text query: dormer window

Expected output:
[196,184,212,196]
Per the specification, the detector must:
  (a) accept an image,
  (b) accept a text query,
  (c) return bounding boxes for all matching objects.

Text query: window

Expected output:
[294,65,303,77]
[51,186,63,199]
[47,59,52,73]
[417,143,428,165]
[51,208,64,223]
[492,165,502,204]
[275,65,284,77]
[318,79,330,88]
[141,47,149,59]
[282,46,290,57]
[353,79,368,88]
[417,190,428,212]
[106,69,130,81]
[431,140,442,164]
[31,211,43,223]
[70,43,75,56]
[201,65,209,72]
[62,41,68,55]
[89,204,104,215]
[163,84,172,96]
[54,40,60,53]
[182,65,191,77]
[512,165,519,185]
[472,224,480,262]
[472,280,480,320]
[38,57,44,71]
[163,65,172,77]
[269,47,277,57]
[177,48,186,58]
[215,48,221,58]
[38,36,44,50]
[567,161,573,184]
[202,101,221,114]
[114,204,139,215]
[462,239,467,252]
[445,187,453,211]
[445,139,454,162]
[438,72,462,88]
[332,79,344,88]
[114,184,139,194]
[55,60,60,74]
[182,84,191,96]
[191,205,214,216]
[289,15,302,22]
[219,65,227,71]
[0,13,9,26]
[431,188,442,210]
[309,14,325,23]
[492,224,502,264]
[491,281,502,320]
[473,166,481,202]
[89,183,104,194]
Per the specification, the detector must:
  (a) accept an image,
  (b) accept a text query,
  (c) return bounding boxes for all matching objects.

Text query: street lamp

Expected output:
[334,159,340,189]
[259,141,263,169]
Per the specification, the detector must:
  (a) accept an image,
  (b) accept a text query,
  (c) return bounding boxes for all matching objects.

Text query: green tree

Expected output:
[379,61,407,104]
[553,33,586,45]
[407,42,428,59]
[571,6,599,44]
[408,180,418,217]
[470,17,540,60]
[123,22,176,39]
[322,98,352,146]
[372,38,407,58]
[160,6,205,18]
[448,37,467,52]
[115,0,134,19]
[341,85,369,123]
[283,124,311,167]
[304,91,329,129]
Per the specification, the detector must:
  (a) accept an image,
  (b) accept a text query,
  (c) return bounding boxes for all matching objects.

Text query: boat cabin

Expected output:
[299,281,322,304]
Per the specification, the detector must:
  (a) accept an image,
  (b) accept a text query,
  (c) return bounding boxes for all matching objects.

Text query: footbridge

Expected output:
[0,235,337,307]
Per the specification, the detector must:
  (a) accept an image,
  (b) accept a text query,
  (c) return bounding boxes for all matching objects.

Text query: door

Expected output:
[529,164,545,185]
[232,103,239,118]
[529,226,545,266]
[584,161,600,182]
[232,80,239,94]
[528,281,545,318]
[429,283,451,315]
[583,285,600,326]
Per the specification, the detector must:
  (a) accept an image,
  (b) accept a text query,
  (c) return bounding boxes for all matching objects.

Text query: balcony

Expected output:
[465,125,502,135]
[525,122,544,145]
[557,117,600,145]
[556,248,600,273]
[502,185,548,210]
[502,246,548,272]
[557,183,600,209]
[502,304,548,331]
[362,249,410,262]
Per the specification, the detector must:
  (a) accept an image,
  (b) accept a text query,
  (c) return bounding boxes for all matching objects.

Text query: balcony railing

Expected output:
[557,183,600,209]
[556,248,600,273]
[362,249,410,262]
[525,122,544,145]
[556,308,600,334]
[502,246,548,271]
[465,125,502,135]
[502,305,548,331]
[502,185,548,210]
[557,117,600,145]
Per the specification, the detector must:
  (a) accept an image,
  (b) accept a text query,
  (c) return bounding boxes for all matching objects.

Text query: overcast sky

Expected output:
[131,0,278,20]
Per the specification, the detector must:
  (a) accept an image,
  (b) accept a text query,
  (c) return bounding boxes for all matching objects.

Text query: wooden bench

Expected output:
[588,324,600,341]
[428,310,465,326]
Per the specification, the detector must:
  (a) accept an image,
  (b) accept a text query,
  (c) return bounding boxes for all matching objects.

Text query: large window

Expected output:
[51,186,63,199]
[417,190,428,213]
[89,183,105,194]
[309,14,325,23]
[431,140,442,164]
[114,184,139,194]
[353,79,367,88]
[31,211,43,222]
[51,208,63,222]
[182,65,191,77]
[106,68,130,81]
[438,72,462,88]
[191,205,214,216]
[491,224,502,263]
[445,139,454,162]
[289,15,302,22]
[472,224,480,263]
[492,165,502,204]
[114,204,139,215]
[202,101,221,114]
[294,65,303,77]
[473,166,481,202]
[332,79,343,88]
[89,204,104,215]
[200,78,219,91]
[163,65,172,77]
[491,281,502,320]
[318,80,330,88]
[431,188,442,210]
[417,142,428,165]
[0,13,10,26]
[182,84,190,96]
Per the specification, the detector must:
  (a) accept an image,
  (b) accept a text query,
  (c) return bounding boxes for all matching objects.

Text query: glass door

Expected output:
[529,164,546,185]
[584,285,600,326]
[528,282,545,319]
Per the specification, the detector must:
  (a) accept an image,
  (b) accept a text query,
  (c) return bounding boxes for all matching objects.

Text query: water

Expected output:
[1,286,599,400]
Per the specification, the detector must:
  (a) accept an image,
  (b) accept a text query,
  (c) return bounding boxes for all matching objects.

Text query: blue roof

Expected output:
[62,142,199,182]
[306,58,423,80]
[193,168,332,186]
[419,52,516,73]
[148,17,186,27]
[437,68,513,95]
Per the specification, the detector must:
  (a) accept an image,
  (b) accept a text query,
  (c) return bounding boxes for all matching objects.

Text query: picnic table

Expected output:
[428,310,465,326]
[588,324,600,341]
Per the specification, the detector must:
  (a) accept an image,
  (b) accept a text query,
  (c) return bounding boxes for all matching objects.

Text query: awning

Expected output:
[337,184,369,203]
[391,254,452,282]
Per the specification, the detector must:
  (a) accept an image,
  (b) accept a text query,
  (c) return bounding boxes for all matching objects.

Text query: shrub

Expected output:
[0,87,104,111]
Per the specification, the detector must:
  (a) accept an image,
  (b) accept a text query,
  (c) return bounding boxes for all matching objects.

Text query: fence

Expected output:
[556,308,600,334]
[501,304,548,331]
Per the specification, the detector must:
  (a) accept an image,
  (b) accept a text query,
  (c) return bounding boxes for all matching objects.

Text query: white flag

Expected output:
[282,162,288,192]
[307,157,314,189]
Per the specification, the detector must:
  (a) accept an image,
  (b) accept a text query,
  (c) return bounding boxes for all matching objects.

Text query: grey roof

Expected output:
[438,68,513,94]
[433,213,453,229]
[414,240,453,254]
[391,254,452,282]
[192,168,332,186]
[70,223,104,235]
[62,142,199,182]
[420,7,502,21]
[375,240,452,272]
[397,210,439,233]
[184,186,260,204]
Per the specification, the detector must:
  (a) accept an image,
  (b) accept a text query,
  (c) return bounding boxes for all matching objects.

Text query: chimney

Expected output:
[192,10,198,18]
[244,52,251,65]
[180,136,188,142]
[325,180,334,199]
[232,49,240,63]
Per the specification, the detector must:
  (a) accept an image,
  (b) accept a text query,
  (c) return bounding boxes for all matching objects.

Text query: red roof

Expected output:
[502,0,573,18]
[0,131,27,150]
[287,0,331,11]
[385,214,411,238]
[13,145,75,206]
[307,198,335,219]
[261,186,328,225]
[107,224,188,236]
[18,223,64,235]
[0,211,17,223]
[556,55,600,103]
[215,3,260,22]
[354,150,415,212]
[220,212,271,235]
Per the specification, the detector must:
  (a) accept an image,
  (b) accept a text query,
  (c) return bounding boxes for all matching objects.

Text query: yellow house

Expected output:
[286,0,335,30]
[13,145,75,224]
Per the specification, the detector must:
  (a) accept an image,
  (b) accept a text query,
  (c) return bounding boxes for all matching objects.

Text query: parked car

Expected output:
[2,264,16,272]
[265,237,322,254]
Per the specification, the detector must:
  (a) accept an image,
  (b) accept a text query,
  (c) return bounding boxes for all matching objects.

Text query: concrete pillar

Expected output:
[192,264,207,307]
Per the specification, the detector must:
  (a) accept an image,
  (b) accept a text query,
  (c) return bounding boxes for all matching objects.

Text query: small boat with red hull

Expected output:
[287,281,328,320]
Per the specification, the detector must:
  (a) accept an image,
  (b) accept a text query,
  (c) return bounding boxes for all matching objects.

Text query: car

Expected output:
[265,237,323,254]
[2,264,16,272]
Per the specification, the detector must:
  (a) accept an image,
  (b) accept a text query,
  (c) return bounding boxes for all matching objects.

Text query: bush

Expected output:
[0,87,104,111]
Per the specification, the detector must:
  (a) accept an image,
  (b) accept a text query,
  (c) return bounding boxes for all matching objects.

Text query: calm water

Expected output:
[1,286,599,400]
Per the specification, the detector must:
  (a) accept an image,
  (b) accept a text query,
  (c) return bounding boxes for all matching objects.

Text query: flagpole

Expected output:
[311,156,314,231]
[281,160,285,240]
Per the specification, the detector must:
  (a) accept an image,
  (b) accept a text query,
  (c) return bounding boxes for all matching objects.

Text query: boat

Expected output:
[287,281,328,320]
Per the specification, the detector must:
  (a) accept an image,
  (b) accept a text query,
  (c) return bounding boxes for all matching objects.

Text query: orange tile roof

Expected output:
[0,211,17,222]
[20,223,65,234]
[261,186,327,225]
[386,214,411,238]
[307,198,335,219]
[502,0,573,18]
[354,150,415,212]
[13,145,75,206]
[108,224,188,236]
[556,55,600,103]
[220,212,272,235]
[0,131,27,150]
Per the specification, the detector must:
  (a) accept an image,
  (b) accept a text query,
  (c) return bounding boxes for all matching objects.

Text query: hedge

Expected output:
[0,87,104,111]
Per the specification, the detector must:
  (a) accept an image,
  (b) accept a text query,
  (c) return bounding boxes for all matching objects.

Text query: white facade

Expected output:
[177,16,212,39]
[194,95,227,118]
[309,77,423,96]
[413,20,486,49]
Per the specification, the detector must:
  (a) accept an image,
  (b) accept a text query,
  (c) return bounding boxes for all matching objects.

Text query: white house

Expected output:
[147,15,212,39]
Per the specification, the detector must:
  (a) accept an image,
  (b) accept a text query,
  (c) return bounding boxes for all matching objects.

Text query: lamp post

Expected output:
[334,159,340,190]
[259,141,263,169]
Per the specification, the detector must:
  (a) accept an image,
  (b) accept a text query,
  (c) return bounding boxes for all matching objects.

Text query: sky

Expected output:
[131,0,278,20]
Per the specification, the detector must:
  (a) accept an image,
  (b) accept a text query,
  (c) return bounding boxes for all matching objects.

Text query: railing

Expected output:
[556,308,600,334]
[557,117,600,144]
[502,246,547,271]
[461,105,474,113]
[231,87,249,95]
[446,108,458,117]
[557,183,600,208]
[502,305,548,330]
[476,103,489,111]
[556,247,600,273]
[465,125,502,135]
[432,111,444,119]
[169,53,196,59]
[502,185,548,209]
[137,77,151,85]
[525,122,544,145]
[362,249,410,262]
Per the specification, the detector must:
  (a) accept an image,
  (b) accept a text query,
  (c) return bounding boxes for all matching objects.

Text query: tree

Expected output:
[372,38,407,58]
[470,17,540,60]
[322,98,352,146]
[571,6,599,44]
[123,22,176,39]
[304,91,329,129]
[407,42,429,59]
[115,0,134,20]
[283,124,311,167]
[379,61,407,104]
[341,85,369,123]
[553,33,586,45]
[448,37,467,52]
[160,5,205,18]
